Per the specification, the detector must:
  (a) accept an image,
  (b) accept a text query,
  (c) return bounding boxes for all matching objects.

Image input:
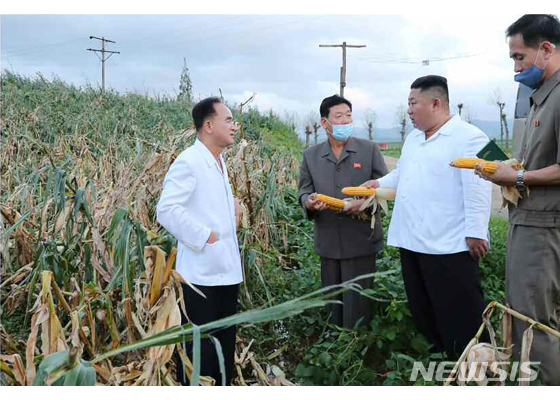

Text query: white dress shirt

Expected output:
[156,139,243,286]
[377,115,492,255]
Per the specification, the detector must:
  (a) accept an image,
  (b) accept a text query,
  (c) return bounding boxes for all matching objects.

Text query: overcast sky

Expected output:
[2,5,559,131]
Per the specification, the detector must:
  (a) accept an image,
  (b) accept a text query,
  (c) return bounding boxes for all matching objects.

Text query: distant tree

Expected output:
[306,111,321,144]
[489,88,509,149]
[395,104,408,144]
[459,103,477,126]
[305,125,313,148]
[363,108,377,141]
[178,58,193,103]
[457,103,464,117]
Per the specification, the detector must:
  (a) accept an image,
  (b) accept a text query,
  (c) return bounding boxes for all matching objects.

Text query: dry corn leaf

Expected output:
[163,247,177,285]
[145,246,166,306]
[249,357,270,386]
[519,324,535,386]
[0,354,26,385]
[25,310,40,384]
[0,263,33,289]
[54,200,73,234]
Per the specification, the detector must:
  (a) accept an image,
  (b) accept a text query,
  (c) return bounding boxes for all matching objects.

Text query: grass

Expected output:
[379,142,402,159]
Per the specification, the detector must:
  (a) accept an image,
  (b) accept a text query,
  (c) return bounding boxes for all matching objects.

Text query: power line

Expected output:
[87,36,120,92]
[348,51,487,65]
[2,38,84,58]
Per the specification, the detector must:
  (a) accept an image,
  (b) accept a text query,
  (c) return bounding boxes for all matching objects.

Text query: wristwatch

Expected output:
[515,170,526,191]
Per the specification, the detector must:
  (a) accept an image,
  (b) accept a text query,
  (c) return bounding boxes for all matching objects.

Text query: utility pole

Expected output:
[319,42,366,97]
[87,36,120,92]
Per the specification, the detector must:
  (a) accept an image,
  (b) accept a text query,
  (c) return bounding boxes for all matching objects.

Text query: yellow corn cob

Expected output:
[316,194,345,211]
[449,158,499,174]
[342,187,376,197]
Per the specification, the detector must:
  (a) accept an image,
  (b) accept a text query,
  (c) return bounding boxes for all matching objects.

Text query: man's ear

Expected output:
[432,98,442,110]
[543,41,557,58]
[204,119,212,134]
[320,117,330,131]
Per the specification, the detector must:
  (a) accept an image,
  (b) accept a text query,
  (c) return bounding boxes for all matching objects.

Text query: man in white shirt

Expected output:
[363,76,492,359]
[157,97,243,385]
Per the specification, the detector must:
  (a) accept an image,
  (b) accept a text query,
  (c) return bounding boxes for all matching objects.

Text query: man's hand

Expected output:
[306,193,327,211]
[466,237,488,259]
[344,198,365,215]
[361,179,380,189]
[475,162,517,186]
[207,231,218,244]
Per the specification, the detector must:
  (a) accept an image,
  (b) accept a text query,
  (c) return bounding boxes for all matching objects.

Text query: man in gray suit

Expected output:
[298,94,388,328]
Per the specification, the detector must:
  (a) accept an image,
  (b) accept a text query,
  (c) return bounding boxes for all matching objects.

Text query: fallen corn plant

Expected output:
[444,301,560,386]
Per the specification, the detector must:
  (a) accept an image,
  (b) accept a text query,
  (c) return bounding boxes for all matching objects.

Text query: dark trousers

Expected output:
[399,248,488,359]
[320,253,377,329]
[174,283,239,386]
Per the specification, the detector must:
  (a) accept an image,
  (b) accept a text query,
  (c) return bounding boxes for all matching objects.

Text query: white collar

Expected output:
[413,114,458,138]
[194,139,222,168]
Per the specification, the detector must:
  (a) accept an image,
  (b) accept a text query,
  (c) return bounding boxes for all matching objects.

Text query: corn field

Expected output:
[4,72,559,387]
[0,72,352,386]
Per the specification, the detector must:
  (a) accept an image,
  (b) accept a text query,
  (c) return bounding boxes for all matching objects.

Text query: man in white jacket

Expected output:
[157,97,242,385]
[363,76,492,359]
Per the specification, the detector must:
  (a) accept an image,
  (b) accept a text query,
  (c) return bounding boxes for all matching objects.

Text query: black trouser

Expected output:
[399,248,488,359]
[320,253,377,329]
[174,283,239,386]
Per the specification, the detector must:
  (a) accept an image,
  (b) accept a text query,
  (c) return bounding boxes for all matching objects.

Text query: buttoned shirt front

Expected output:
[509,69,560,227]
[377,115,492,255]
[156,139,243,286]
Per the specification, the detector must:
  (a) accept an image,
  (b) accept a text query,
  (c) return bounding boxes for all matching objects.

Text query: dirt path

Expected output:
[382,156,507,218]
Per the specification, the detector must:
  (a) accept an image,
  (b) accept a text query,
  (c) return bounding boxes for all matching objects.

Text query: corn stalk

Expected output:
[444,301,560,386]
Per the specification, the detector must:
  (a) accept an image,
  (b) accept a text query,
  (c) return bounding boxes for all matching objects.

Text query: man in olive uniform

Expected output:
[298,94,388,329]
[477,14,560,385]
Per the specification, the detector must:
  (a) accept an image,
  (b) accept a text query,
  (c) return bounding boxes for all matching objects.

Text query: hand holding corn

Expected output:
[450,158,499,174]
[450,158,523,176]
[450,157,527,207]
[306,193,329,211]
[315,194,346,211]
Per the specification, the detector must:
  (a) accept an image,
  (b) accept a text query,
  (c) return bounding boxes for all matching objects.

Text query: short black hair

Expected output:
[319,94,352,118]
[192,97,222,131]
[410,75,449,106]
[506,14,560,48]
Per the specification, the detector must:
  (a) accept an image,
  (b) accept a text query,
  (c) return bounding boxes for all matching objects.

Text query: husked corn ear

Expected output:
[449,158,499,174]
[375,187,396,201]
[316,194,345,210]
[342,187,376,197]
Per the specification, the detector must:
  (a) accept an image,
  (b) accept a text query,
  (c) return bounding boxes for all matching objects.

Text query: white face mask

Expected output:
[327,120,353,140]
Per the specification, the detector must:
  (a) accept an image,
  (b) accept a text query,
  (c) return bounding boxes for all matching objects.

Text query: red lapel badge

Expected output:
[354,163,362,169]
[534,119,540,127]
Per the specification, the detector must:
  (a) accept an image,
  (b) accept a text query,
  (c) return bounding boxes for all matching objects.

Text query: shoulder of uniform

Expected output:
[303,142,324,156]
